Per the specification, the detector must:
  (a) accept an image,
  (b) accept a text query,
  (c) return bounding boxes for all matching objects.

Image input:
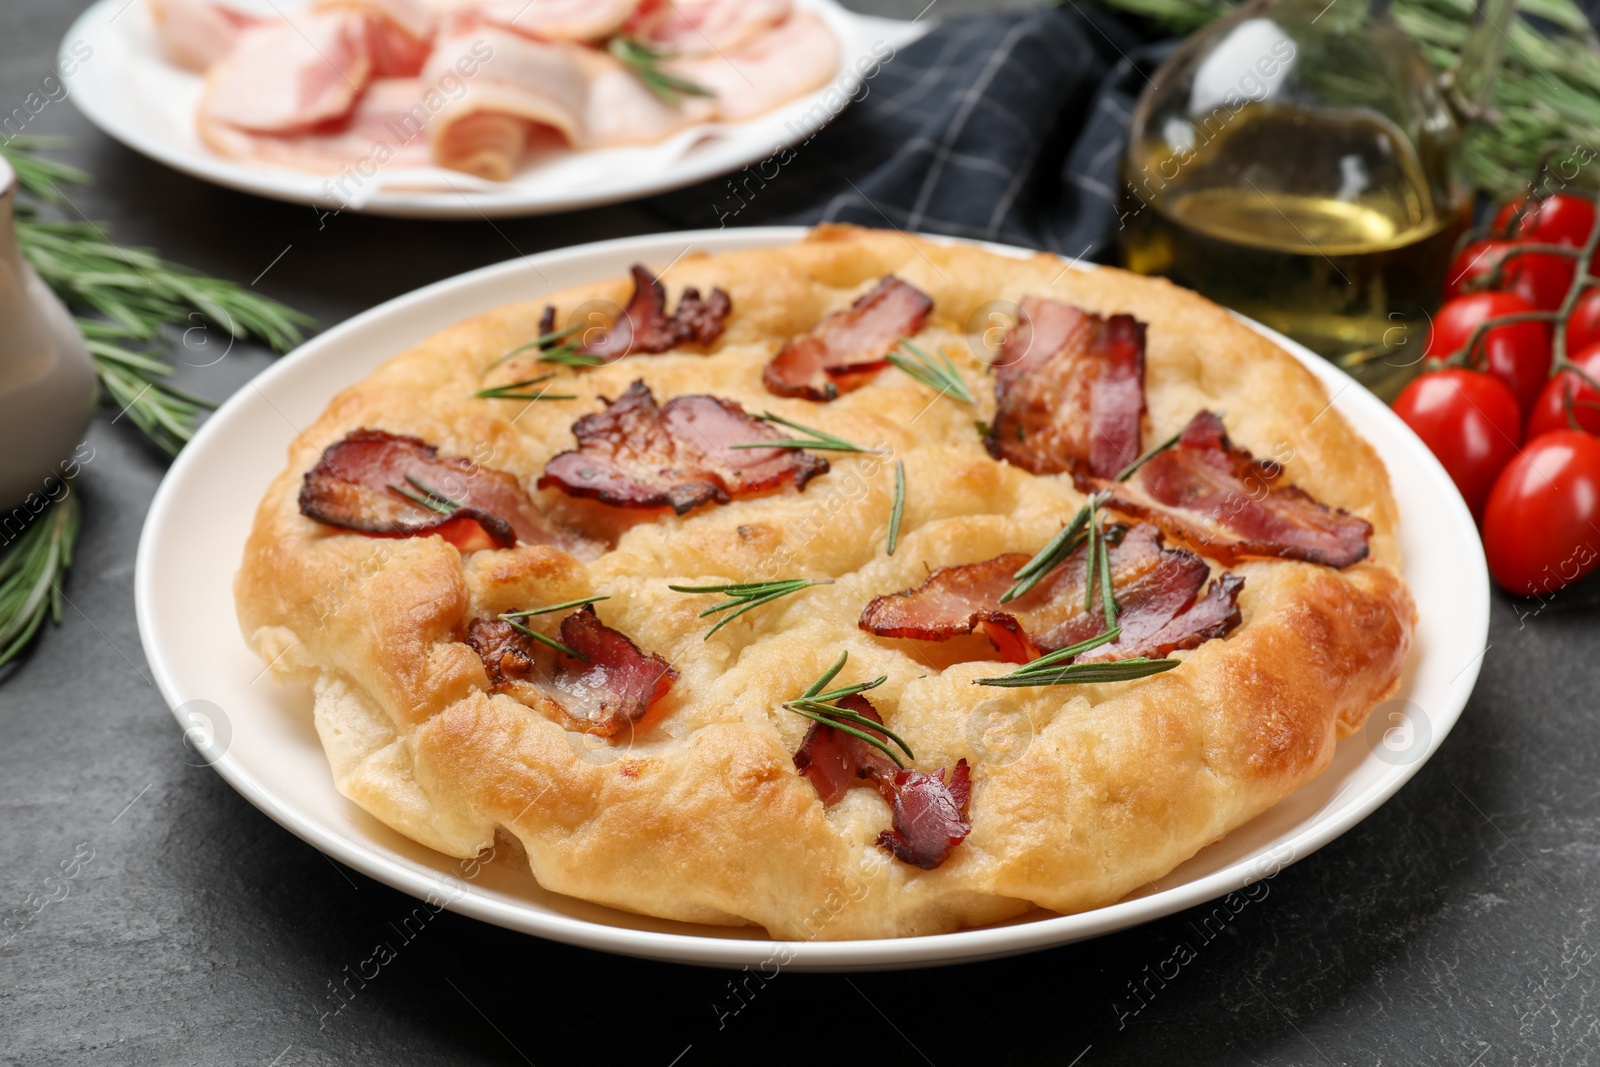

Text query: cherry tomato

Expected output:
[1482,430,1600,595]
[1494,193,1598,248]
[1444,238,1572,310]
[1527,341,1600,439]
[1424,292,1552,415]
[1392,369,1521,519]
[1566,287,1600,353]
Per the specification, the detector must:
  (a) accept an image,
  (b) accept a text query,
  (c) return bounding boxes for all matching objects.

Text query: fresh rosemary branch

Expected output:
[974,627,1179,687]
[1,139,311,455]
[735,413,885,454]
[1002,429,1182,602]
[499,613,587,660]
[886,460,907,556]
[474,373,579,401]
[785,651,911,766]
[1002,490,1105,603]
[608,35,715,107]
[484,323,601,374]
[1089,0,1600,197]
[668,577,831,637]
[0,495,79,668]
[887,338,976,405]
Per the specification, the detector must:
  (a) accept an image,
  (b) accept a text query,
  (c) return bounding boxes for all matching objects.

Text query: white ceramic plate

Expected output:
[63,0,922,218]
[135,227,1488,971]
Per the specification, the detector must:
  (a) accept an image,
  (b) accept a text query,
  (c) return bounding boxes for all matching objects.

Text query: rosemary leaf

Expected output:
[886,338,976,405]
[787,705,908,767]
[500,614,587,660]
[503,595,609,618]
[668,577,830,638]
[474,372,579,401]
[0,496,80,667]
[786,652,913,766]
[976,656,1179,688]
[1114,428,1183,482]
[608,35,715,107]
[732,413,884,454]
[805,651,850,698]
[886,460,906,556]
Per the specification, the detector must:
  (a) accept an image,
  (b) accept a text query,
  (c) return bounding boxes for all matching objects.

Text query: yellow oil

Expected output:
[1119,107,1470,400]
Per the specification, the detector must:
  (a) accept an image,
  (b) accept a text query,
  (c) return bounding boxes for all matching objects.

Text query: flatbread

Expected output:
[236,225,1414,939]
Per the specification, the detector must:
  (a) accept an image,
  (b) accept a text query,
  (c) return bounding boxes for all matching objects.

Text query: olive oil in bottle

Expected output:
[1120,105,1470,401]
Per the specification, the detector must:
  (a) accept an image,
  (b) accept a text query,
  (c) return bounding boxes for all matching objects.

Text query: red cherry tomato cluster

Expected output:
[1395,192,1600,597]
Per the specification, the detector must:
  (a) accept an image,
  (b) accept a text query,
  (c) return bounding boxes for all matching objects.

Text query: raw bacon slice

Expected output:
[1101,411,1373,568]
[557,265,731,362]
[792,694,898,806]
[858,524,1243,664]
[434,0,641,41]
[763,276,934,401]
[426,27,587,179]
[298,429,568,552]
[580,49,716,148]
[317,0,437,76]
[538,380,828,514]
[200,78,437,174]
[465,606,677,736]
[986,297,1146,480]
[200,9,374,134]
[149,0,260,72]
[876,761,972,870]
[627,0,792,55]
[669,11,840,123]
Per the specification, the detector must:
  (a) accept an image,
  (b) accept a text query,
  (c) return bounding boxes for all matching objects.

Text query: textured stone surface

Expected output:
[2,1,1598,1063]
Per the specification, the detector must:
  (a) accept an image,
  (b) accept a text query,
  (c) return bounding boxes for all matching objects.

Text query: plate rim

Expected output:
[134,225,1489,970]
[62,0,917,219]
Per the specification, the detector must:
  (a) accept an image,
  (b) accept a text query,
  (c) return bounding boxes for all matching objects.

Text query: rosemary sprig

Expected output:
[498,613,587,661]
[1,139,311,455]
[0,495,79,668]
[974,627,1178,687]
[1001,490,1104,604]
[503,595,609,618]
[474,373,579,401]
[732,413,884,454]
[608,35,715,108]
[668,577,831,638]
[975,657,1179,687]
[887,338,976,405]
[784,651,912,766]
[387,475,463,514]
[484,323,602,374]
[1002,428,1183,602]
[886,460,906,556]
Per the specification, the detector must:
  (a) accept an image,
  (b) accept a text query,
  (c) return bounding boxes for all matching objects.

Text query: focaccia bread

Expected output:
[236,225,1414,939]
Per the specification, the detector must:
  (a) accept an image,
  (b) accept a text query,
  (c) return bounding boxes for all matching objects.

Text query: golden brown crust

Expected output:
[235,225,1415,938]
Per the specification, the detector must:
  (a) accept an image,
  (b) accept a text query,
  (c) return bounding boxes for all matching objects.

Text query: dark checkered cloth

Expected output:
[646,5,1162,263]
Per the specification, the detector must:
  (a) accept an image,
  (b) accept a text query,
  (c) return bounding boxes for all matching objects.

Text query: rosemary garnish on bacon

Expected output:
[887,338,976,405]
[387,474,463,515]
[1001,427,1184,603]
[502,595,610,618]
[784,651,912,767]
[731,413,884,454]
[485,322,584,374]
[608,36,714,107]
[668,577,832,637]
[974,628,1178,688]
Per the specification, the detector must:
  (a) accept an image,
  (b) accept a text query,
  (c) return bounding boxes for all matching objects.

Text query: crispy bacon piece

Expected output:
[792,694,899,806]
[1100,411,1372,568]
[986,297,1146,480]
[858,524,1243,664]
[763,276,934,401]
[298,429,568,553]
[552,265,732,363]
[465,606,677,736]
[538,380,828,514]
[876,761,972,870]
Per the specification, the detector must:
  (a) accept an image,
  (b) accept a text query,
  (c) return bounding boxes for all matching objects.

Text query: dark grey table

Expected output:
[3,2,1598,1064]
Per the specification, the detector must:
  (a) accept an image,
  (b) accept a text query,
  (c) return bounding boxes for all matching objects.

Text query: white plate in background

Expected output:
[64,0,923,218]
[135,227,1487,970]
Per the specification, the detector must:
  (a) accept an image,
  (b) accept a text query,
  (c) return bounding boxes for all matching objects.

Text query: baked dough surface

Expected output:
[236,225,1415,939]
